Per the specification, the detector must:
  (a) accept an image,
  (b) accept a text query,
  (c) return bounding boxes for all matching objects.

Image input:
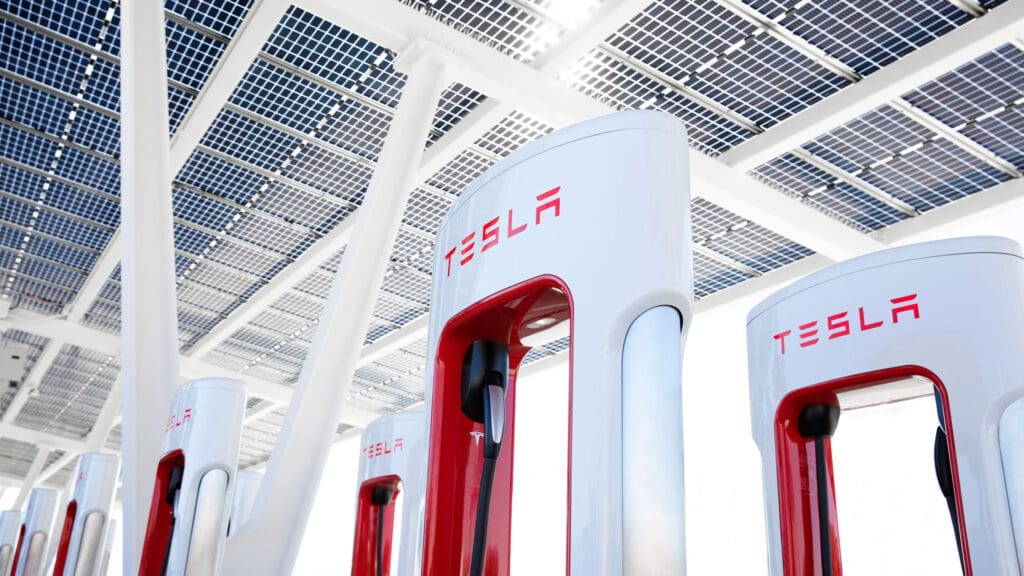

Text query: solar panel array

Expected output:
[0,0,1021,490]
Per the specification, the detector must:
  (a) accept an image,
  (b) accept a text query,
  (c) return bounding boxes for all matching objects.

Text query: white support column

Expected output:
[222,41,451,576]
[13,448,49,510]
[119,0,180,572]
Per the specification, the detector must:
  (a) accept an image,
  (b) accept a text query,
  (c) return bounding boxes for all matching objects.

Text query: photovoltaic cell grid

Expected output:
[400,0,554,61]
[691,198,813,275]
[0,438,38,479]
[775,0,970,76]
[753,153,906,230]
[562,49,755,153]
[15,344,115,439]
[904,44,1024,171]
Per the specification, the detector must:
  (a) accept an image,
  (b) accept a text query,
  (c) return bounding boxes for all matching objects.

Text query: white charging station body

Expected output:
[747,236,1024,575]
[422,110,693,574]
[353,411,426,575]
[0,510,21,574]
[54,452,119,576]
[140,377,246,575]
[14,487,57,576]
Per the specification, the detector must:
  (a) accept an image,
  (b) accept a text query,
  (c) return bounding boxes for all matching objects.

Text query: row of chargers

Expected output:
[0,452,118,576]
[136,112,1024,575]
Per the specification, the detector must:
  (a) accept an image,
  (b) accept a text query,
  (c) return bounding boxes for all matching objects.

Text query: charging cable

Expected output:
[798,403,841,576]
[370,487,395,576]
[462,341,509,576]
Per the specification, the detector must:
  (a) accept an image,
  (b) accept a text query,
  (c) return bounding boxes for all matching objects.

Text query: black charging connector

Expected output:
[798,403,841,576]
[371,487,395,576]
[461,341,509,576]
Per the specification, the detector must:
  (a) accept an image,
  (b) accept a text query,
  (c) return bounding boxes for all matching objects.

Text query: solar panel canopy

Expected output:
[0,0,1021,491]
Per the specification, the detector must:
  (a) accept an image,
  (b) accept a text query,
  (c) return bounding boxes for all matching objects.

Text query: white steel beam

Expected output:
[301,0,881,261]
[13,448,49,510]
[223,42,452,576]
[120,0,180,569]
[688,152,887,259]
[877,178,1024,245]
[714,0,1021,178]
[36,451,78,486]
[719,0,1024,171]
[190,0,647,408]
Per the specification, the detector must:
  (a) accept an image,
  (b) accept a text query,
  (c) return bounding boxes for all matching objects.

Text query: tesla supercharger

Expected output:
[138,377,246,575]
[351,411,426,576]
[747,236,1024,576]
[52,453,119,576]
[0,510,21,574]
[12,488,57,576]
[421,110,693,575]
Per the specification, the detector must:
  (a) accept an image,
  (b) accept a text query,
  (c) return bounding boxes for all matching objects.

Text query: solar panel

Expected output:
[777,0,969,76]
[402,0,552,61]
[165,0,253,39]
[684,33,849,129]
[428,83,485,146]
[963,106,1024,170]
[654,90,754,153]
[202,109,303,173]
[859,139,1010,212]
[165,19,226,92]
[0,1,111,48]
[229,59,341,135]
[0,20,93,97]
[753,153,906,230]
[608,0,752,83]
[691,198,813,275]
[804,105,935,174]
[902,44,1024,127]
[81,56,120,113]
[693,251,753,299]
[264,6,384,92]
[474,110,554,158]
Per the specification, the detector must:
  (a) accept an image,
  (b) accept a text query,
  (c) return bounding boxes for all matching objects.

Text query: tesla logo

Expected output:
[165,408,193,431]
[363,437,404,460]
[772,294,920,355]
[443,186,562,277]
[470,431,484,446]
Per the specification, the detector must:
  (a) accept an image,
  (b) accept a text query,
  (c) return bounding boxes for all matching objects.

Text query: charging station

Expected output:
[52,453,119,576]
[138,377,246,575]
[12,488,57,576]
[747,237,1024,576]
[0,510,20,574]
[421,110,693,575]
[351,411,426,576]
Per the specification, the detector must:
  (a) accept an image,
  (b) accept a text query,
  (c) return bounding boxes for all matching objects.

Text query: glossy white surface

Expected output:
[57,453,119,576]
[747,237,1024,575]
[15,488,57,576]
[161,378,246,576]
[356,411,427,575]
[0,510,20,575]
[426,110,693,574]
